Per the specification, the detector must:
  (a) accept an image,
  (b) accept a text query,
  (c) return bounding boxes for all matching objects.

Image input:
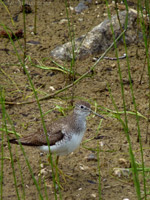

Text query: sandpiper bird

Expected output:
[10,101,104,164]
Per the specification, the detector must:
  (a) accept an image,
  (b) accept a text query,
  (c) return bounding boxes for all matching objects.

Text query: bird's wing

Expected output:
[10,126,64,146]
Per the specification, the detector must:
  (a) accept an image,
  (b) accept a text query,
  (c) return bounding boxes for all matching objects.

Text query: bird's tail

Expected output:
[9,134,46,146]
[9,137,37,146]
[9,138,19,144]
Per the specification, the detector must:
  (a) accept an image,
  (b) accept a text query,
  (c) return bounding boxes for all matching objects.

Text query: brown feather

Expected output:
[9,115,69,146]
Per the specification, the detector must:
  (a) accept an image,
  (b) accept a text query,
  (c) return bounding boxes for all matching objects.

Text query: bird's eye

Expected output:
[80,105,84,109]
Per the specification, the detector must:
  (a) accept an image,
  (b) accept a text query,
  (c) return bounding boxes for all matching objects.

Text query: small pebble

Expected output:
[113,168,121,177]
[91,193,97,198]
[79,164,89,171]
[69,6,74,11]
[118,158,129,168]
[78,18,84,22]
[99,141,104,147]
[40,152,44,157]
[49,86,55,91]
[39,168,48,176]
[87,180,97,184]
[40,163,44,168]
[92,57,98,62]
[113,168,131,178]
[111,63,116,67]
[75,2,88,13]
[86,153,97,162]
[59,19,68,25]
[21,4,32,14]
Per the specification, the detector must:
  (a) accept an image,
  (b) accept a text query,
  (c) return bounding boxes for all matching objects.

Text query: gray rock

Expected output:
[75,2,88,13]
[50,9,140,61]
[75,0,92,13]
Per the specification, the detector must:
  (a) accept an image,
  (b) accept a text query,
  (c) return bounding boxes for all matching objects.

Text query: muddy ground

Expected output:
[0,0,150,199]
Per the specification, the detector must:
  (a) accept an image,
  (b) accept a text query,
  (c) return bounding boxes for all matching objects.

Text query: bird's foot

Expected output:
[55,167,74,183]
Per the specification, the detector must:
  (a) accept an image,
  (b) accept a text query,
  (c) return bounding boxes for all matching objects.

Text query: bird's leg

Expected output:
[47,155,63,190]
[56,155,59,165]
[55,155,74,182]
[48,154,74,183]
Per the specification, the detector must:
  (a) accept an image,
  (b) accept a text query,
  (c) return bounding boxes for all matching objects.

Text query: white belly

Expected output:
[40,133,84,156]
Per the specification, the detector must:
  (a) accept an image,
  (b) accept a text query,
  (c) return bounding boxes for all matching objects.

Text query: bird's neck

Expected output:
[70,113,87,134]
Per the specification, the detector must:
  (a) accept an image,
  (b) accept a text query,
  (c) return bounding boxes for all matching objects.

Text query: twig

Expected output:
[104,53,126,60]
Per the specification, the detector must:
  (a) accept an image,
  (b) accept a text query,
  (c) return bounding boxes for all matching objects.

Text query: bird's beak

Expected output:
[90,110,105,119]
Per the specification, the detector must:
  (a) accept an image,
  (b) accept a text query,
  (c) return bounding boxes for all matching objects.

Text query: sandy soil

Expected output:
[0,0,150,199]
